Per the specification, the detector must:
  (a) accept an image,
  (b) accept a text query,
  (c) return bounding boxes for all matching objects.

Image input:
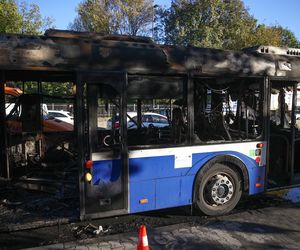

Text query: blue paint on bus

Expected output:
[92,159,121,185]
[91,150,265,214]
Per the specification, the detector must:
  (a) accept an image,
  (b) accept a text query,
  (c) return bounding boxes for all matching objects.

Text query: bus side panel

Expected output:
[130,180,155,213]
[129,155,189,181]
[247,166,265,195]
[156,175,194,209]
[129,175,194,213]
[129,150,265,213]
[129,155,194,213]
[190,151,265,195]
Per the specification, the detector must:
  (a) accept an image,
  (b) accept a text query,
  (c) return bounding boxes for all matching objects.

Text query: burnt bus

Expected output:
[0,30,300,220]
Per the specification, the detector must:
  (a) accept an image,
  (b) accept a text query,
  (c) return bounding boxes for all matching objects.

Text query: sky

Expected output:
[25,0,300,40]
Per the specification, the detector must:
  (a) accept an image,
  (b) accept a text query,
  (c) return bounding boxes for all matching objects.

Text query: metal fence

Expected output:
[45,103,170,117]
[46,103,70,111]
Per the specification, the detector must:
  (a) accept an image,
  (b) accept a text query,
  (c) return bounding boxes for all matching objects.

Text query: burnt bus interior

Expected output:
[193,77,264,142]
[269,80,300,187]
[0,71,79,224]
[89,76,265,150]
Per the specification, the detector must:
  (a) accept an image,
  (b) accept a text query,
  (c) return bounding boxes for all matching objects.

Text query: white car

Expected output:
[48,110,74,124]
[107,112,169,129]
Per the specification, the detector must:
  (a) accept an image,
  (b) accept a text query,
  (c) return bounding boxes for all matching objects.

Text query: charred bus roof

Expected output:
[0,29,300,79]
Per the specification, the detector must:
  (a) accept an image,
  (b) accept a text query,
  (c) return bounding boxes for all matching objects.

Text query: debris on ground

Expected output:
[71,224,112,239]
[93,225,111,235]
[0,180,79,232]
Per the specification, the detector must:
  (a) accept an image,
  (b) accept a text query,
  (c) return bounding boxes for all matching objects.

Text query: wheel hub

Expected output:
[217,185,226,196]
[210,174,234,205]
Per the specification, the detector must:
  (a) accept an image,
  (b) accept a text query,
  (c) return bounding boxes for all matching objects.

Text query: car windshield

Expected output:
[49,112,66,117]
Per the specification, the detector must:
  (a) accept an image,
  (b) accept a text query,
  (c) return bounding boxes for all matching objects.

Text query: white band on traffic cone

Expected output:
[142,235,149,246]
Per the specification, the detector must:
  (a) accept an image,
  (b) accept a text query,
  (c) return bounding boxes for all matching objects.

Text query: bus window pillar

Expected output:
[0,71,9,179]
[187,74,194,144]
[279,88,285,128]
[290,83,297,182]
[137,99,142,130]
[75,74,86,220]
[121,72,129,210]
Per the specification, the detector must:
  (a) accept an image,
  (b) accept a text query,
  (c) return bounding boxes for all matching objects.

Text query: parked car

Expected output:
[107,112,169,129]
[147,108,170,117]
[48,110,74,125]
[5,86,73,132]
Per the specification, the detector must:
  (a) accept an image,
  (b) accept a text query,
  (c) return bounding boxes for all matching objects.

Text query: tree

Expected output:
[247,25,282,48]
[0,0,54,35]
[19,2,54,35]
[276,26,300,48]
[160,0,257,49]
[117,0,154,35]
[0,0,22,33]
[152,5,166,43]
[159,0,300,49]
[69,0,155,36]
[70,0,114,33]
[219,0,257,49]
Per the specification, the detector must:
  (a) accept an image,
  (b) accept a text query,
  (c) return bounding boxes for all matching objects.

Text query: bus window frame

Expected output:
[191,76,266,145]
[126,74,190,150]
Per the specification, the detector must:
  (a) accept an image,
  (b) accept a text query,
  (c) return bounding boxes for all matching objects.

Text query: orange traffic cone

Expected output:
[137,225,150,250]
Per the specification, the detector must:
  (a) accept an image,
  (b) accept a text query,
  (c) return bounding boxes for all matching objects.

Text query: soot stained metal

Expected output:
[0,29,299,78]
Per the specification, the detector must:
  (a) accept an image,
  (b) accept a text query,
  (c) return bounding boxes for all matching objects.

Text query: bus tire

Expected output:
[194,163,242,216]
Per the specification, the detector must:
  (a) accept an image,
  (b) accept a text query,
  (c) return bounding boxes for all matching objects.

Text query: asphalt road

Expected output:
[1,188,300,250]
[26,203,300,250]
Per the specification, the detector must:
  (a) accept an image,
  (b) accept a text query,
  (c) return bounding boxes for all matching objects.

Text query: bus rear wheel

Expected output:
[194,163,242,216]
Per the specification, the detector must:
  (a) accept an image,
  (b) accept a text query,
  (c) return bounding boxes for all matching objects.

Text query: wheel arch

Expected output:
[192,154,249,202]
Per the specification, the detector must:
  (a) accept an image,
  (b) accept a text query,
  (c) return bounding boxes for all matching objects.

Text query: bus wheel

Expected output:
[194,163,242,216]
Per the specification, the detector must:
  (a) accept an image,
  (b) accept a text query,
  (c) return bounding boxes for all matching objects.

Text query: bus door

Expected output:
[268,80,299,188]
[81,74,128,219]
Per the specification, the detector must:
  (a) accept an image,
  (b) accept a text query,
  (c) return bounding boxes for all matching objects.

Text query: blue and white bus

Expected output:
[0,30,300,220]
[78,40,300,219]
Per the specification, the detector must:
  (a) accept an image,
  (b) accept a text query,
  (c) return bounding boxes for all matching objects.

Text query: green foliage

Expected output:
[13,81,74,102]
[0,0,22,33]
[117,0,154,35]
[0,0,54,35]
[160,0,257,48]
[247,25,282,48]
[276,26,300,48]
[69,0,154,36]
[219,0,257,49]
[42,82,74,98]
[158,0,300,49]
[70,0,113,33]
[19,2,54,35]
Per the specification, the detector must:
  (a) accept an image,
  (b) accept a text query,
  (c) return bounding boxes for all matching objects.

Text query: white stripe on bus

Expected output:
[92,141,267,165]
